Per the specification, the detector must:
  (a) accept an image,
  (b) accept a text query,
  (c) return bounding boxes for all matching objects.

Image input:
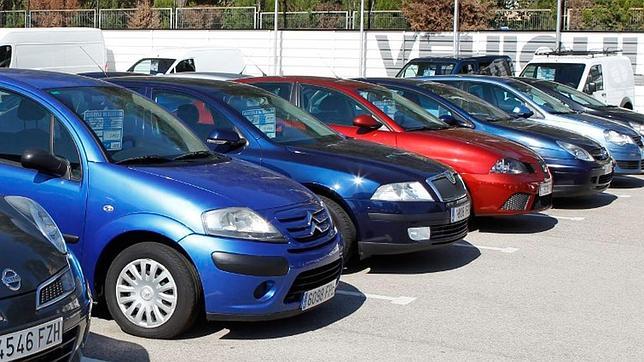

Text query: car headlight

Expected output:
[4,196,66,254]
[371,182,433,201]
[604,130,634,146]
[490,158,529,174]
[628,122,644,135]
[202,207,285,242]
[556,141,594,161]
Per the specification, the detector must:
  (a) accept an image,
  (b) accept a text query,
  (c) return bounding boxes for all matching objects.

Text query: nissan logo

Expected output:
[2,269,21,292]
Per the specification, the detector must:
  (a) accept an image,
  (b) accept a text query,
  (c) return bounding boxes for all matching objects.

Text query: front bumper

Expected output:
[461,172,552,216]
[546,158,613,197]
[179,233,342,321]
[345,197,470,258]
[607,144,643,174]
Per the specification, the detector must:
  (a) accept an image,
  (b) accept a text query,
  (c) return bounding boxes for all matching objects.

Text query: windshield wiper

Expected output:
[115,155,173,165]
[172,150,213,161]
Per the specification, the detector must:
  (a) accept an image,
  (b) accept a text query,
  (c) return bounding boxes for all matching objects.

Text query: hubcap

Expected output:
[116,258,177,328]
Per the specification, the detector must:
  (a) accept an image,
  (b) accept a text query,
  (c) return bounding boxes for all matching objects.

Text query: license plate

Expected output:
[0,317,62,361]
[539,180,553,196]
[450,202,471,223]
[300,279,337,311]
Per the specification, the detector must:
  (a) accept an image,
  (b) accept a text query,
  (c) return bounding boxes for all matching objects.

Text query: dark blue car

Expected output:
[362,78,614,197]
[108,76,472,260]
[0,69,343,339]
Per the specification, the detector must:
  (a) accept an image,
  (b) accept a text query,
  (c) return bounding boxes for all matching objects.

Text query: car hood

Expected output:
[495,118,601,149]
[288,138,449,177]
[592,106,644,125]
[0,202,68,298]
[132,159,318,211]
[560,113,639,136]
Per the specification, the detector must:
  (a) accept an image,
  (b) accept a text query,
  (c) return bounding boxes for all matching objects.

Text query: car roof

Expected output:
[410,55,511,62]
[110,75,248,93]
[0,69,113,89]
[242,76,381,91]
[420,74,514,83]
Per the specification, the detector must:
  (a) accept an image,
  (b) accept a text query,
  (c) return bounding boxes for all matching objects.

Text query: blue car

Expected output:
[107,76,472,260]
[427,75,644,175]
[362,78,614,197]
[0,69,343,339]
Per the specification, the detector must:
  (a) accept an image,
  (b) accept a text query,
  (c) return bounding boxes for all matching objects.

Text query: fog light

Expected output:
[408,227,431,241]
[253,281,276,301]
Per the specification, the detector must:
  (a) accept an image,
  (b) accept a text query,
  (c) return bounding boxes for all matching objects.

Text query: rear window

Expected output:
[398,62,456,78]
[521,63,585,88]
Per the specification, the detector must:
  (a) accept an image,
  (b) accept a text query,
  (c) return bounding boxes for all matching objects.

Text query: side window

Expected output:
[153,89,236,140]
[459,63,475,74]
[299,85,371,126]
[132,60,152,74]
[174,59,196,73]
[585,65,604,92]
[401,64,419,78]
[253,82,293,101]
[395,89,452,118]
[0,46,11,68]
[0,90,81,179]
[462,82,524,113]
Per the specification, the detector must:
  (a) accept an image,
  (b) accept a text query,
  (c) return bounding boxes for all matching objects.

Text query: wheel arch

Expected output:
[302,182,361,237]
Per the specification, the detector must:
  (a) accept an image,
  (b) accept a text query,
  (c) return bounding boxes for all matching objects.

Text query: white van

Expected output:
[520,49,635,109]
[0,28,106,73]
[127,48,246,75]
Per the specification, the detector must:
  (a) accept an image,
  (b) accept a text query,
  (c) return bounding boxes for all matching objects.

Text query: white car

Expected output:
[520,49,635,110]
[127,48,245,75]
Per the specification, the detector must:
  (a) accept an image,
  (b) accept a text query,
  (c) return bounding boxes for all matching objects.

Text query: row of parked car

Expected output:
[1,49,643,359]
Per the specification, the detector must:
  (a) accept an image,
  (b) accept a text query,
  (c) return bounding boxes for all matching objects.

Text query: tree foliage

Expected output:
[402,0,497,31]
[127,0,161,28]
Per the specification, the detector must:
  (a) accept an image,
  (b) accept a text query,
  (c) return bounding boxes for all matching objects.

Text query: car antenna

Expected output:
[240,54,267,77]
[79,45,107,78]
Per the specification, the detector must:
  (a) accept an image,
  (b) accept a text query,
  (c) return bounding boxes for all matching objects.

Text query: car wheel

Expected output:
[105,242,201,339]
[319,196,357,262]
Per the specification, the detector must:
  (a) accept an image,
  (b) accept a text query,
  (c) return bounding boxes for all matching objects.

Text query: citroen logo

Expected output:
[445,172,457,185]
[304,210,330,236]
[2,269,21,291]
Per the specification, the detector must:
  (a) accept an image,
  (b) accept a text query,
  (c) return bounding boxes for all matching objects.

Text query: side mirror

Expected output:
[353,114,380,130]
[206,129,246,151]
[439,114,460,127]
[21,149,69,178]
[512,105,534,119]
[584,82,597,94]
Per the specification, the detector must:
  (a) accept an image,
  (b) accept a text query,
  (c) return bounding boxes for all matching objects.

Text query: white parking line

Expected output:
[611,194,632,198]
[336,290,417,305]
[453,242,519,254]
[532,213,585,221]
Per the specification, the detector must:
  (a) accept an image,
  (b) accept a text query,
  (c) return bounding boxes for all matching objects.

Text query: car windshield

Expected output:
[419,82,512,121]
[542,81,607,107]
[357,88,449,131]
[520,63,585,88]
[399,62,456,77]
[212,86,342,145]
[128,58,175,75]
[508,80,574,114]
[48,86,211,164]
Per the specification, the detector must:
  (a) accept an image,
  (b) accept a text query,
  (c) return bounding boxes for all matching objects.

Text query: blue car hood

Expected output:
[496,118,602,149]
[561,113,639,136]
[133,159,317,211]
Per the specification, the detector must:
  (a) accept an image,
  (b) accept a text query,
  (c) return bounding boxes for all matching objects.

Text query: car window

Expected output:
[252,82,293,101]
[299,85,371,126]
[460,81,525,114]
[480,59,513,76]
[585,65,604,92]
[521,63,585,88]
[549,82,606,107]
[393,88,453,118]
[0,46,11,68]
[400,64,419,77]
[174,59,196,73]
[416,62,455,76]
[459,63,476,74]
[128,58,176,75]
[420,82,511,121]
[0,89,82,179]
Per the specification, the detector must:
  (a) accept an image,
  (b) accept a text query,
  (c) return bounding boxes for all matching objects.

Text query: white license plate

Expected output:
[450,202,471,223]
[300,279,337,311]
[0,317,62,361]
[539,180,553,196]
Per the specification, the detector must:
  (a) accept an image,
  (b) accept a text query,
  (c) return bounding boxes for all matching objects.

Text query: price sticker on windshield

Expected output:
[84,109,124,151]
[242,107,277,138]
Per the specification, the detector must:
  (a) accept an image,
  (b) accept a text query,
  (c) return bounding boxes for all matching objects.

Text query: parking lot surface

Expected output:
[83,175,644,361]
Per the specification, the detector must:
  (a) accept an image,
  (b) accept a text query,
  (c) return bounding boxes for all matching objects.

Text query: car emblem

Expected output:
[2,269,21,291]
[445,172,457,185]
[304,210,330,236]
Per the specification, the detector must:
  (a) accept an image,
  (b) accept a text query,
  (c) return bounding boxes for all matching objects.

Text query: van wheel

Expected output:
[622,102,633,110]
[105,242,201,339]
[319,196,357,263]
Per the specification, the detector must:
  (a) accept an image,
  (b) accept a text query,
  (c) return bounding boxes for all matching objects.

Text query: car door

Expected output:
[0,87,87,256]
[583,64,607,103]
[296,83,397,146]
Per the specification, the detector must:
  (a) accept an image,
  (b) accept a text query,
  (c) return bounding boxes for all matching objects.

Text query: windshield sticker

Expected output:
[83,109,124,151]
[242,107,276,138]
[536,67,555,81]
[372,100,397,119]
[423,69,436,76]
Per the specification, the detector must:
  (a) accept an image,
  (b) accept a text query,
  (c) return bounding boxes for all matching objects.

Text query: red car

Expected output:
[239,77,553,216]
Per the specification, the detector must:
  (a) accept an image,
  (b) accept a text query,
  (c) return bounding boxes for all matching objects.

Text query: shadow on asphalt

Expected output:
[176,281,365,340]
[344,240,480,275]
[472,214,558,234]
[609,175,644,189]
[82,332,150,361]
[553,192,617,210]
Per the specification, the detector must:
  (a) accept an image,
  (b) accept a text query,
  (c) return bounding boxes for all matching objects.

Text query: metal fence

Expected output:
[351,10,409,30]
[99,8,172,30]
[176,7,256,29]
[0,10,27,28]
[260,11,350,30]
[29,9,96,28]
[492,9,554,31]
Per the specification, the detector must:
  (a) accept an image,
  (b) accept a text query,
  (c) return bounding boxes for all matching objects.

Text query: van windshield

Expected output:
[128,58,176,75]
[521,63,585,88]
[48,86,212,164]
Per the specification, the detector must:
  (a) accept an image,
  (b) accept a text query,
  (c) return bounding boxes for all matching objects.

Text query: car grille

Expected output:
[616,160,641,170]
[501,193,531,211]
[427,172,468,202]
[275,205,334,245]
[40,278,65,307]
[36,268,74,310]
[26,326,78,361]
[284,258,342,304]
[632,135,643,147]
[532,194,552,210]
[430,219,468,244]
[589,147,610,161]
[592,172,613,185]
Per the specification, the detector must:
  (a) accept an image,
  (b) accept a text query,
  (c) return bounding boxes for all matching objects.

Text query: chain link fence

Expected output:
[29,9,96,28]
[176,7,256,30]
[99,8,172,30]
[260,11,349,30]
[0,10,26,28]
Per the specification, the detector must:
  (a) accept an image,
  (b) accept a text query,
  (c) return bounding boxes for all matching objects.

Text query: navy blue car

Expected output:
[362,78,614,197]
[108,77,472,260]
[396,55,514,78]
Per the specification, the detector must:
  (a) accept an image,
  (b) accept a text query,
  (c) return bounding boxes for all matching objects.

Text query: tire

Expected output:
[319,195,357,262]
[104,242,201,339]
